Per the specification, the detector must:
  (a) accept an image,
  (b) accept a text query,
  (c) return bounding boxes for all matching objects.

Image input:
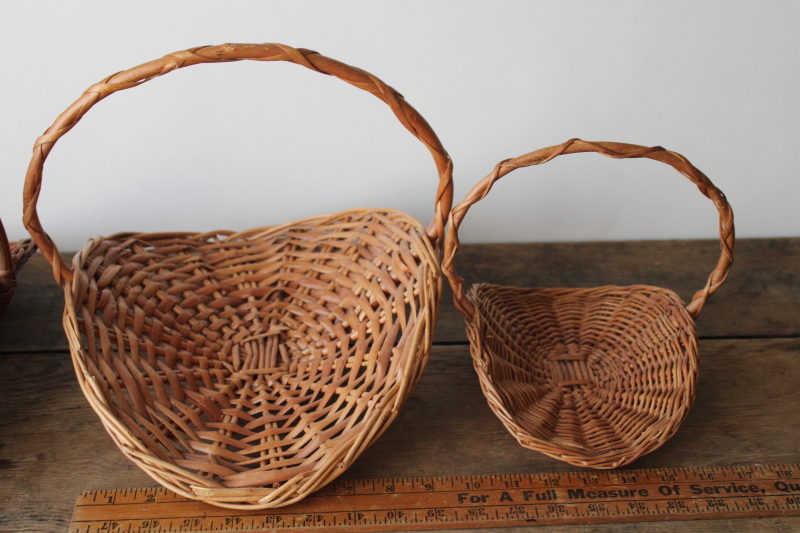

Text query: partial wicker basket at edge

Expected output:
[22,43,453,509]
[0,217,37,321]
[442,139,734,469]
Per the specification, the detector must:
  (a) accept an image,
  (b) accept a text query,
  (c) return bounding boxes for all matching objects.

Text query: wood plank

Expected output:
[1,238,797,353]
[2,338,799,532]
[436,237,800,343]
[0,252,72,353]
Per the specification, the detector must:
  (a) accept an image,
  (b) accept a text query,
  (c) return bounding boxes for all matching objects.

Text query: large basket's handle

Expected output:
[23,43,454,285]
[443,139,734,321]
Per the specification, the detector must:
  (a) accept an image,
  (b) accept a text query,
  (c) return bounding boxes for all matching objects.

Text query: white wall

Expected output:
[1,1,798,252]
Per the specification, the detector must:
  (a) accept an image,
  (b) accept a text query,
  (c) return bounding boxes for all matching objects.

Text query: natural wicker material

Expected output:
[0,217,37,321]
[442,139,734,469]
[22,43,453,509]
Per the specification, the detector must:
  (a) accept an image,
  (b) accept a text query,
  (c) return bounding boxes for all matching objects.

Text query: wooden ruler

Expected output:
[70,463,800,532]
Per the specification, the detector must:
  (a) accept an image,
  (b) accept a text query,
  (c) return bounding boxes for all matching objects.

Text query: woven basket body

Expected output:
[443,139,734,469]
[0,217,37,321]
[22,44,453,508]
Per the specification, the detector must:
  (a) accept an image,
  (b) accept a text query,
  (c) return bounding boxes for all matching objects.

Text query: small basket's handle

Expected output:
[442,139,734,321]
[23,43,454,285]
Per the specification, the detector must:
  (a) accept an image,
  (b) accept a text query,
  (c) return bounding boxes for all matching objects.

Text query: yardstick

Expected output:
[70,463,800,532]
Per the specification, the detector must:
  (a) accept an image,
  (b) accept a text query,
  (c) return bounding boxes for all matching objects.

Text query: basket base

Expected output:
[466,283,698,469]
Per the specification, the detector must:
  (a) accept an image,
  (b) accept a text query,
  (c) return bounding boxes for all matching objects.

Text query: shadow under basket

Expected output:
[443,139,734,469]
[22,44,453,509]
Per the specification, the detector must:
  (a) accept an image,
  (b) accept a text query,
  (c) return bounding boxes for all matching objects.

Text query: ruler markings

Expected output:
[71,463,800,532]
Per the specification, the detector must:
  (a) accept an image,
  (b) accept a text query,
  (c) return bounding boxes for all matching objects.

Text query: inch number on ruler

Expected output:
[70,463,800,532]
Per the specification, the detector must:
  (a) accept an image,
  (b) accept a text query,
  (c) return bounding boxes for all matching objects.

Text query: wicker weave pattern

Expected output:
[443,139,734,469]
[0,217,37,321]
[21,44,452,508]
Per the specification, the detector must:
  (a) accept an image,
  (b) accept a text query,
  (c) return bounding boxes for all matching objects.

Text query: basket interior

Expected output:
[68,209,437,490]
[467,283,698,467]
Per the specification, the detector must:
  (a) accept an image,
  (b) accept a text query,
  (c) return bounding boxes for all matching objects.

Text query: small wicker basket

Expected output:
[442,139,734,469]
[0,218,36,321]
[22,43,453,508]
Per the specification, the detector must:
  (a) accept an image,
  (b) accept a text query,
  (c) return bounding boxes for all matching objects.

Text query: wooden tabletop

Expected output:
[1,238,798,532]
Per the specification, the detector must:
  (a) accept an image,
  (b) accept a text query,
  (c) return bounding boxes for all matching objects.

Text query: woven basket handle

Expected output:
[23,43,454,285]
[443,139,734,321]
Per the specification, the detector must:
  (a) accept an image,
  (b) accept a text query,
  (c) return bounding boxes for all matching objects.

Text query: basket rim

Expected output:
[85,206,430,242]
[467,281,689,298]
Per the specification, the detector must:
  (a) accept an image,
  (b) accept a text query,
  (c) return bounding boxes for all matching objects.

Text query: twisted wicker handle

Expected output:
[443,139,734,321]
[23,43,454,285]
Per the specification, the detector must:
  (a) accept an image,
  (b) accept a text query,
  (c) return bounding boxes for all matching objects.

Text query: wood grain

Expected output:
[436,237,800,343]
[2,238,799,353]
[2,338,799,532]
[0,252,73,353]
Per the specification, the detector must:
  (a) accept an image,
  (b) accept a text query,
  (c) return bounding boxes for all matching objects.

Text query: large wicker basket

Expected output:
[442,139,734,469]
[0,218,36,321]
[22,43,453,508]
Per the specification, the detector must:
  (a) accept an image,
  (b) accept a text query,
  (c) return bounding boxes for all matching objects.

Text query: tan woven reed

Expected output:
[22,43,453,509]
[0,217,37,321]
[442,139,734,469]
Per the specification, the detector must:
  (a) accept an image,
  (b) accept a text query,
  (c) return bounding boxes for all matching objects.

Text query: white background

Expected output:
[1,1,798,251]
